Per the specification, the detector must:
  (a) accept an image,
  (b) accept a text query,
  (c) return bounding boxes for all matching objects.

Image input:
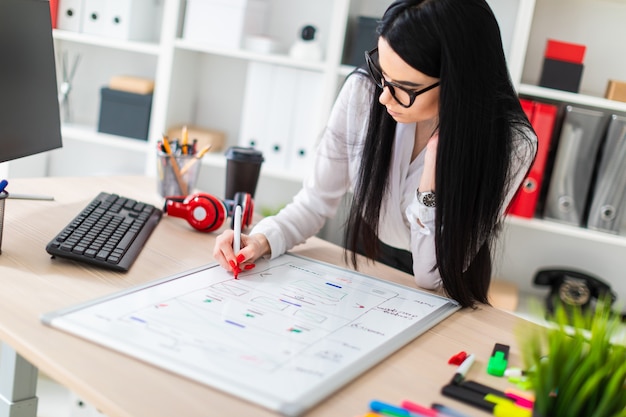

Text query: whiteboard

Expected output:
[42,253,459,416]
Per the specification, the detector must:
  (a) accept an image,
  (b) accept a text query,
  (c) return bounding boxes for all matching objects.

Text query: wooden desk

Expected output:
[0,176,533,417]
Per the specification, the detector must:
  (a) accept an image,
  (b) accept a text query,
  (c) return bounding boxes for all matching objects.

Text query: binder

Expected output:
[105,0,158,42]
[239,62,273,153]
[81,0,107,37]
[508,100,558,218]
[543,106,609,226]
[240,63,323,172]
[286,68,324,173]
[586,115,626,234]
[239,62,294,170]
[57,0,84,32]
[50,0,59,28]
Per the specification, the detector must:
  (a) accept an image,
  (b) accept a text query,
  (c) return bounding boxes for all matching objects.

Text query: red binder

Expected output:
[508,100,558,218]
[49,0,58,29]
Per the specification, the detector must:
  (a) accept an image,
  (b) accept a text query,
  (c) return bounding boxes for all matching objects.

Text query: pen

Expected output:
[7,193,54,201]
[162,136,188,195]
[431,403,473,417]
[179,144,212,176]
[369,400,429,417]
[233,205,242,279]
[400,400,439,417]
[0,179,7,194]
[451,353,475,384]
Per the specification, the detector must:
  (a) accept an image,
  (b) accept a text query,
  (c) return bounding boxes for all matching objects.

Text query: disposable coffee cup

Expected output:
[224,146,264,200]
[156,151,202,197]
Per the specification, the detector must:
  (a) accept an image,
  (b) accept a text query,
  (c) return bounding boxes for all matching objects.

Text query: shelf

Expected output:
[174,39,327,72]
[61,124,151,153]
[505,215,626,247]
[53,29,161,56]
[518,84,626,114]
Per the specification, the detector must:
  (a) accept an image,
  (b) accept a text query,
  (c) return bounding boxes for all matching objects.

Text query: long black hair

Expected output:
[344,0,534,308]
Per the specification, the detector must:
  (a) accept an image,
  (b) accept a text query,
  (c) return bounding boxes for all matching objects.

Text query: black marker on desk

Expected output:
[451,353,475,384]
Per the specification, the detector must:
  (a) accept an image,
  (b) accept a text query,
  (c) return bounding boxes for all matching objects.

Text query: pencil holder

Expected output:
[0,190,7,254]
[156,151,202,198]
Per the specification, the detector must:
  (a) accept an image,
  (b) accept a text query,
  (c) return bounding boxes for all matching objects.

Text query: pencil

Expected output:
[181,125,189,154]
[162,136,188,195]
[179,144,212,176]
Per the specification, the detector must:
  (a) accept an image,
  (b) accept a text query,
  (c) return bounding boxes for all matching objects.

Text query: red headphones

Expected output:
[163,191,253,232]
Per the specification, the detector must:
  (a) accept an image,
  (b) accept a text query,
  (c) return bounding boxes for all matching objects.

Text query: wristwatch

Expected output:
[417,189,436,207]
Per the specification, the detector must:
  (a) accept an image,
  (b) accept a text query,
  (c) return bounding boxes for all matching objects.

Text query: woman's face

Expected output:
[376,37,440,124]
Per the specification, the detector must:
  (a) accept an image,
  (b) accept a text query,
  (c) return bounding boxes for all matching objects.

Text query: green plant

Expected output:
[259,204,285,217]
[518,299,626,417]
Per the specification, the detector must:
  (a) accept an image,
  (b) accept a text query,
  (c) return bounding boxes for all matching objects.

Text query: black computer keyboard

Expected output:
[46,192,162,272]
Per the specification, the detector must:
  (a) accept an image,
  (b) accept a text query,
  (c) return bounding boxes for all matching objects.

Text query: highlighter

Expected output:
[487,343,509,377]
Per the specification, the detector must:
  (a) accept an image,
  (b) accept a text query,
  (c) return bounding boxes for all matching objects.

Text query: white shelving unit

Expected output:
[3,0,625,301]
[494,0,626,302]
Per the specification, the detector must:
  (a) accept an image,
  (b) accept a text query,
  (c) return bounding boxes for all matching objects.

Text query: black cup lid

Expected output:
[225,146,264,163]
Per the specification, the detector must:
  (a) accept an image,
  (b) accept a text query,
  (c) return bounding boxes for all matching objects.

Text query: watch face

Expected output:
[419,191,436,207]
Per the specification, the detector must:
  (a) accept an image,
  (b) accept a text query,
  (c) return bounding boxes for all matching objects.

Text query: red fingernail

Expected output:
[236,254,245,263]
[229,260,237,269]
[244,264,256,270]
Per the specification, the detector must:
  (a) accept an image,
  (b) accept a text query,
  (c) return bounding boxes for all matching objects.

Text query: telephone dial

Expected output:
[533,268,616,314]
[163,191,253,232]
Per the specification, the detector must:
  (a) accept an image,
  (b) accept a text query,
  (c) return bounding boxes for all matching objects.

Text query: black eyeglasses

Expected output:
[364,48,440,108]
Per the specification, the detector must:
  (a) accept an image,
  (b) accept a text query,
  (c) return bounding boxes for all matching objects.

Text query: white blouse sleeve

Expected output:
[251,73,372,259]
[405,198,441,290]
[404,126,537,291]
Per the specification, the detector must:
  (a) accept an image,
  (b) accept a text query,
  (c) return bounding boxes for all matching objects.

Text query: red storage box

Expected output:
[544,39,586,64]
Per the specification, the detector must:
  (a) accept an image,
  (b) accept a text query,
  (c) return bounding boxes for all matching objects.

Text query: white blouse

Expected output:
[251,72,536,291]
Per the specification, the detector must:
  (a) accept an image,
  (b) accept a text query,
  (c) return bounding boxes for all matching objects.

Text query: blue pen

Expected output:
[0,179,7,193]
[370,400,427,417]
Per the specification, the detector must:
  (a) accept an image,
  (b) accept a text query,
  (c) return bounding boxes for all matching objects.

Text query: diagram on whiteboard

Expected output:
[43,254,459,416]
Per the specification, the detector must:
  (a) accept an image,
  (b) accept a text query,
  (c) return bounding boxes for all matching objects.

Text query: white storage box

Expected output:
[57,0,85,32]
[183,0,268,49]
[82,0,159,41]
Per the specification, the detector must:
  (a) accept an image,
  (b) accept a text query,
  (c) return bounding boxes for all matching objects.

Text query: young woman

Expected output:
[213,0,537,308]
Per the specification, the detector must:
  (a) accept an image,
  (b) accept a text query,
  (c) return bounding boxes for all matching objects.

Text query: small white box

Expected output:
[183,0,268,49]
[82,0,158,41]
[57,0,84,32]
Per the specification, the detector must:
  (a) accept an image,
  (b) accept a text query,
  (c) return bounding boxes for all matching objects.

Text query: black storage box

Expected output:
[346,16,379,67]
[539,58,584,93]
[98,87,153,140]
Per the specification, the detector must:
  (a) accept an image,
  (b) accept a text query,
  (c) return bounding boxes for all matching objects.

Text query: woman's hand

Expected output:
[212,230,271,276]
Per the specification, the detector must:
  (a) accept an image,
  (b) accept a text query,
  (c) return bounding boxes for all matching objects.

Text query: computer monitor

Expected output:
[0,0,62,164]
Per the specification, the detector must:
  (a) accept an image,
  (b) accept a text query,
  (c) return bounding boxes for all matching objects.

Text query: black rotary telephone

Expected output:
[533,268,617,314]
